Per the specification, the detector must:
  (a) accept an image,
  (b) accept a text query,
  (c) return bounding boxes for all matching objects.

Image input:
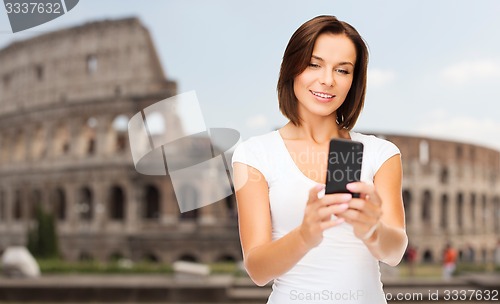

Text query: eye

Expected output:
[308,63,320,69]
[336,68,350,75]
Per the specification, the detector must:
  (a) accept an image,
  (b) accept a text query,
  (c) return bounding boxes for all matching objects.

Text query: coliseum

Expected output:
[0,17,499,266]
[378,133,500,264]
[0,18,240,264]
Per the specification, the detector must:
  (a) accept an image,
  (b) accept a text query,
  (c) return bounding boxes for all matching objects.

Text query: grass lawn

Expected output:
[26,259,500,278]
[36,259,244,276]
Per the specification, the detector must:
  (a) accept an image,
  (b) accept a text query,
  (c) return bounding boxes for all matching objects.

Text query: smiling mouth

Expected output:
[310,90,335,99]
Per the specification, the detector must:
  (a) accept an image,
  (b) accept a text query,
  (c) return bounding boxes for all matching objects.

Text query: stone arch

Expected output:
[419,140,429,164]
[462,245,475,262]
[31,124,46,160]
[402,189,411,224]
[79,251,94,262]
[458,249,464,261]
[0,132,8,163]
[78,117,98,157]
[13,189,22,220]
[470,193,477,232]
[12,129,26,162]
[456,145,463,159]
[440,166,449,184]
[109,185,125,220]
[2,72,10,90]
[422,249,434,263]
[215,254,237,263]
[78,187,94,221]
[109,251,125,262]
[115,85,122,97]
[144,184,160,219]
[179,184,199,220]
[51,188,66,221]
[86,54,98,75]
[421,190,432,224]
[457,192,464,229]
[470,147,476,162]
[177,253,198,262]
[440,194,449,229]
[53,122,70,156]
[34,64,44,81]
[481,194,487,232]
[225,193,237,218]
[143,252,160,263]
[110,114,129,154]
[30,189,43,220]
[481,248,487,263]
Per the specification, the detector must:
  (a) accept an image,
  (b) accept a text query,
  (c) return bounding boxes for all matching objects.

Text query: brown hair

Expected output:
[277,15,368,130]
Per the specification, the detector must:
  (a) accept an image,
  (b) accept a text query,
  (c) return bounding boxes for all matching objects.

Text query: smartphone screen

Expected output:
[325,138,364,196]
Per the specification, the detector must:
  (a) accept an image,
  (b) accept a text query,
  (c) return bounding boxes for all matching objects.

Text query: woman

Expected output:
[232,15,407,304]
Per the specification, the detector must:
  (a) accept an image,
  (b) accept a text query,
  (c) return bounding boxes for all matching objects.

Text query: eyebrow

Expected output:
[311,55,354,66]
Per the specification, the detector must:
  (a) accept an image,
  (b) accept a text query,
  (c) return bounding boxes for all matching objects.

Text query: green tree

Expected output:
[27,206,59,259]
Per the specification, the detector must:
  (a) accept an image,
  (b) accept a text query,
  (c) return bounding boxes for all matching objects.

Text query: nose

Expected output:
[319,70,335,87]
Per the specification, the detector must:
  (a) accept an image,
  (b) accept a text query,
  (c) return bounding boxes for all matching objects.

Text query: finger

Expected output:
[363,192,382,206]
[317,203,349,219]
[346,182,373,195]
[320,217,345,231]
[346,182,382,206]
[347,198,381,218]
[308,184,325,205]
[321,193,352,206]
[337,208,376,226]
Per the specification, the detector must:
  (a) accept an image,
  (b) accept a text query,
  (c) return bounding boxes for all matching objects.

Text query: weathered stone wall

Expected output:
[379,133,500,263]
[0,18,240,264]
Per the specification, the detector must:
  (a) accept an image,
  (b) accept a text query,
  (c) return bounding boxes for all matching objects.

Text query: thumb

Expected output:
[308,184,325,204]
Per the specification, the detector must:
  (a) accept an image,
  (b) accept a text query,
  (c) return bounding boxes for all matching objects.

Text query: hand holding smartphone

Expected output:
[325,138,364,197]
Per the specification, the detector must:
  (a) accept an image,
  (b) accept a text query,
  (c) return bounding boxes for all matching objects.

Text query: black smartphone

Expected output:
[325,138,364,196]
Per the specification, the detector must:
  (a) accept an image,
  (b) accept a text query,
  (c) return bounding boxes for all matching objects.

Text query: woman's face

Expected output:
[293,33,356,122]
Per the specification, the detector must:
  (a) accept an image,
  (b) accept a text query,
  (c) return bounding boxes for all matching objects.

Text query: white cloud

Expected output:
[246,114,269,130]
[367,69,396,88]
[441,60,500,84]
[416,111,500,151]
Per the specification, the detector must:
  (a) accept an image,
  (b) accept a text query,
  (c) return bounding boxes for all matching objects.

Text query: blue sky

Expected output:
[1,0,500,150]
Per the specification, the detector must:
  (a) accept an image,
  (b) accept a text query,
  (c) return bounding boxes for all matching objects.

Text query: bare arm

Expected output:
[233,162,349,286]
[338,155,408,266]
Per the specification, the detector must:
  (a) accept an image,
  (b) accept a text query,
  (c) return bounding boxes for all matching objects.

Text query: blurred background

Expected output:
[0,0,499,303]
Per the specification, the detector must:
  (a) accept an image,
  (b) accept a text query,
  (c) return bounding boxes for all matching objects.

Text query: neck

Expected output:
[286,118,345,144]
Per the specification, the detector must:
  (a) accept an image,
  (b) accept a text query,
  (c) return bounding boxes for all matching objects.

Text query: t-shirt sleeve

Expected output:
[374,139,401,174]
[231,139,269,179]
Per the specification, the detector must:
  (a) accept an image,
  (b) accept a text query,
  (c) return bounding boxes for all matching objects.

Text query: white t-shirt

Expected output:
[232,130,400,304]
